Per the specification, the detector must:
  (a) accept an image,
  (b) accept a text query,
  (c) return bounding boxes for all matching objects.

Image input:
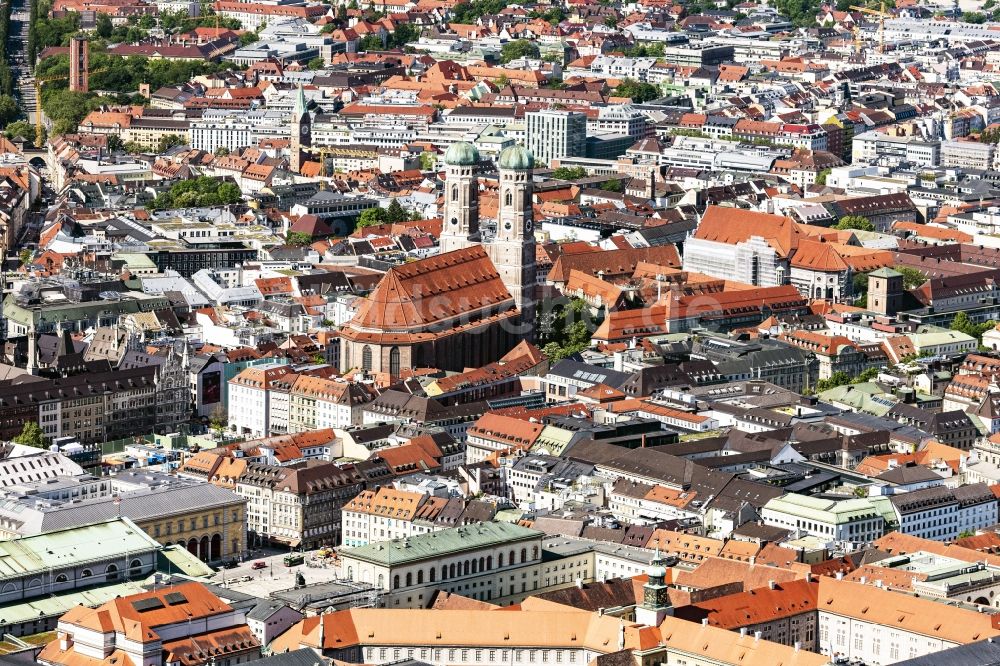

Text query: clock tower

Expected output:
[491,144,537,339]
[290,83,311,175]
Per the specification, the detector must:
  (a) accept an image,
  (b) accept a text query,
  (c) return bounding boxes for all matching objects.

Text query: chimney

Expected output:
[575,578,583,589]
[701,619,709,626]
[860,576,867,585]
[794,642,801,652]
[754,631,761,641]
[58,632,73,651]
[836,572,844,580]
[805,572,814,583]
[768,580,776,590]
[739,627,747,637]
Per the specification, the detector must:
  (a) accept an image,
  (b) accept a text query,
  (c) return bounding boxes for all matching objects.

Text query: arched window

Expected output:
[498,553,504,567]
[464,561,470,576]
[520,548,527,564]
[347,566,354,580]
[505,190,512,207]
[509,550,515,567]
[430,568,436,583]
[389,347,400,377]
[378,574,384,588]
[532,547,538,560]
[106,564,119,581]
[479,557,485,572]
[450,563,457,578]
[55,574,68,583]
[81,569,92,579]
[393,575,400,589]
[417,570,424,584]
[361,345,373,371]
[406,572,412,587]
[487,556,493,570]
[472,559,478,574]
[452,185,459,201]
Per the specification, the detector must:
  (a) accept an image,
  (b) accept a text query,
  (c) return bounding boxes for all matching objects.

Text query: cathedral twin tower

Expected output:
[439,142,538,335]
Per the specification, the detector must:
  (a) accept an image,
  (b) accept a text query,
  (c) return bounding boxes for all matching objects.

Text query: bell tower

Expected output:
[439,141,480,254]
[290,83,311,175]
[635,550,673,627]
[492,144,537,338]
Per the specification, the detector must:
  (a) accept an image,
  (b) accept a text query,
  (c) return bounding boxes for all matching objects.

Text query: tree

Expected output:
[601,179,623,192]
[359,34,384,51]
[552,166,587,180]
[156,134,186,153]
[106,133,124,153]
[852,367,880,383]
[963,10,986,22]
[391,22,420,47]
[500,39,539,64]
[337,4,347,21]
[4,120,34,143]
[307,57,325,70]
[214,146,230,157]
[19,248,33,266]
[815,371,852,392]
[217,182,242,204]
[209,403,227,434]
[286,231,312,246]
[357,206,388,229]
[816,167,831,185]
[95,13,113,38]
[894,265,928,290]
[386,198,408,224]
[612,78,661,103]
[419,151,436,171]
[835,215,874,232]
[239,31,259,46]
[13,422,45,448]
[951,311,997,341]
[0,95,18,127]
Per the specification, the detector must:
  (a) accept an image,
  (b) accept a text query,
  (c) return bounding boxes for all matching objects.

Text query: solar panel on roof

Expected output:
[132,598,164,612]
[164,591,187,605]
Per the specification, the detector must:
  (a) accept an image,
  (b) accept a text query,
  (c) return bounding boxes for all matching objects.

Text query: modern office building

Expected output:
[526,110,586,167]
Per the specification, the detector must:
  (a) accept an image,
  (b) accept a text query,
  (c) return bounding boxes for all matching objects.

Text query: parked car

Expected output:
[251,560,267,570]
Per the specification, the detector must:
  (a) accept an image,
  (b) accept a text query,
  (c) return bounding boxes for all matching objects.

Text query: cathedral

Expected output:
[339,142,538,374]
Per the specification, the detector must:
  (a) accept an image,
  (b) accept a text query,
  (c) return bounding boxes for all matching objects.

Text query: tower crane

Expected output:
[850,2,893,54]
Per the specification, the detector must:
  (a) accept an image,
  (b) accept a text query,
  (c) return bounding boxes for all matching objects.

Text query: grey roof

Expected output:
[890,638,1000,666]
[247,600,295,622]
[0,482,244,534]
[547,360,631,388]
[246,649,334,666]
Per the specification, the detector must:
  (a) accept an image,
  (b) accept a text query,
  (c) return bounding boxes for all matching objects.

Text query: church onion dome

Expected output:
[498,144,533,171]
[444,141,480,166]
[648,565,667,579]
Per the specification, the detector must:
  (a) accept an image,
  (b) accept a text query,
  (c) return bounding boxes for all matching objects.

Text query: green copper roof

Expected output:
[444,141,480,166]
[339,521,539,566]
[498,144,533,170]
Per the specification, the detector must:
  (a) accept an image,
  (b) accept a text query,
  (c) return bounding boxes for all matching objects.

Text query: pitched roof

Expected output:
[694,206,803,257]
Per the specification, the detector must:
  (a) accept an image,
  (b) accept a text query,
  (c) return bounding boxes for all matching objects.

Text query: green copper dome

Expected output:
[498,144,533,171]
[444,141,480,166]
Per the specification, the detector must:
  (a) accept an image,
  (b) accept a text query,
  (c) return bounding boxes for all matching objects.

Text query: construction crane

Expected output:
[850,2,893,54]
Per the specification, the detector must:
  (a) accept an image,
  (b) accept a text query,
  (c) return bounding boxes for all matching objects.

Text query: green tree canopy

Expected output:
[286,231,313,246]
[386,199,408,224]
[551,166,587,180]
[501,39,540,63]
[612,78,661,103]
[893,265,928,290]
[13,422,45,448]
[357,206,389,229]
[835,215,874,232]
